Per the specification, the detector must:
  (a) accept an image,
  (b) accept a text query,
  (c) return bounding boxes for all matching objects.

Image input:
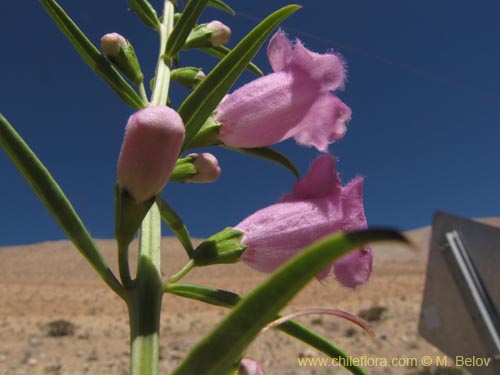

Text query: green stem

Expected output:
[128,256,163,375]
[129,204,163,375]
[128,2,175,373]
[168,259,195,284]
[138,82,149,104]
[150,0,174,106]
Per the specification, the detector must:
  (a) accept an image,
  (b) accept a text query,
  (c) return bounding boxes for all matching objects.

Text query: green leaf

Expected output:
[171,229,406,375]
[224,146,300,179]
[179,5,301,150]
[128,0,160,30]
[40,0,144,110]
[207,0,235,15]
[157,198,194,258]
[201,46,263,76]
[165,0,210,59]
[166,283,367,375]
[0,114,125,298]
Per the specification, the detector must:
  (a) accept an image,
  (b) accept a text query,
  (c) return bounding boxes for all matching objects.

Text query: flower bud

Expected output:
[100,33,144,84]
[184,21,231,49]
[117,106,185,203]
[238,359,264,375]
[206,21,231,46]
[187,153,221,183]
[171,67,206,89]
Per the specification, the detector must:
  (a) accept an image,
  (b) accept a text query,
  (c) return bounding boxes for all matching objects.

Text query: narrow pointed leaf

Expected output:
[171,229,406,375]
[157,198,194,258]
[201,46,263,76]
[165,0,210,58]
[207,0,235,15]
[179,5,301,150]
[128,0,160,30]
[40,0,144,109]
[167,283,367,375]
[224,146,299,179]
[0,114,124,298]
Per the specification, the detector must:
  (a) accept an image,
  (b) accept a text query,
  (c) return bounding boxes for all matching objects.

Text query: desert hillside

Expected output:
[1,218,499,375]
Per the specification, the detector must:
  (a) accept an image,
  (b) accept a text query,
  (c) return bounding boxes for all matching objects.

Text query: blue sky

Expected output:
[1,0,500,245]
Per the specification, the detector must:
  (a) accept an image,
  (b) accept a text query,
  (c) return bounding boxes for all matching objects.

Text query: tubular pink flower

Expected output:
[117,106,185,203]
[236,155,372,288]
[216,30,350,152]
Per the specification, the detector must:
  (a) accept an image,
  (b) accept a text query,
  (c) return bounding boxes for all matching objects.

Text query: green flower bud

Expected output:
[100,33,144,85]
[171,67,206,89]
[184,21,231,49]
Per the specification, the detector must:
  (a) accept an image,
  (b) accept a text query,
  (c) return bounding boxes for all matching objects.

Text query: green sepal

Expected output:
[185,116,222,149]
[114,183,156,247]
[179,5,301,151]
[107,40,144,85]
[170,155,198,182]
[171,229,406,375]
[171,67,204,89]
[157,199,194,258]
[166,283,367,375]
[165,0,210,60]
[39,0,145,110]
[207,0,235,15]
[192,228,247,267]
[201,46,263,76]
[127,0,160,30]
[224,146,300,179]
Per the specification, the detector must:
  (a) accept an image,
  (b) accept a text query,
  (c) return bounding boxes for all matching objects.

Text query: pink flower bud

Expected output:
[216,30,349,152]
[100,33,127,58]
[187,153,221,183]
[117,106,185,203]
[236,155,372,288]
[206,21,231,46]
[238,359,264,375]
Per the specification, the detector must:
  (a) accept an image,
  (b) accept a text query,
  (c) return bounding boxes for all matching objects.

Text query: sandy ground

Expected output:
[2,219,496,375]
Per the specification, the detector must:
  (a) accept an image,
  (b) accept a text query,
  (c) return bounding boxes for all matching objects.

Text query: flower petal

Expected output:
[333,247,372,288]
[289,95,351,152]
[282,154,341,201]
[292,39,346,91]
[239,197,343,273]
[267,29,294,72]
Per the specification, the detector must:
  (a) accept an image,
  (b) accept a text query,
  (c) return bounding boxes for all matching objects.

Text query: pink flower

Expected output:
[236,155,372,288]
[117,106,185,203]
[216,30,350,152]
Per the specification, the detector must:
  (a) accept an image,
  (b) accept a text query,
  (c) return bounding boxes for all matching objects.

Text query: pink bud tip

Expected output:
[239,359,264,375]
[207,21,231,46]
[117,106,185,203]
[187,153,221,183]
[100,33,127,57]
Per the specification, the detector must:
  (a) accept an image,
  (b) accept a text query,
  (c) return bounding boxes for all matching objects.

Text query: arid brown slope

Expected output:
[1,218,498,375]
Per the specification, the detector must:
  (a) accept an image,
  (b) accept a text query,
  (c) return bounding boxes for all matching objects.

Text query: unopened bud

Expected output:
[171,67,206,89]
[100,33,144,84]
[117,106,185,203]
[206,21,231,46]
[188,153,221,183]
[239,359,264,375]
[184,21,231,49]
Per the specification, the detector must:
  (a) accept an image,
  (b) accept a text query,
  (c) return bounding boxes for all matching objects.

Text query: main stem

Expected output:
[129,204,163,375]
[128,1,174,374]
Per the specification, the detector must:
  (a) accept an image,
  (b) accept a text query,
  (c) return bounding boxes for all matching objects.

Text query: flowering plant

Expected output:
[0,1,405,374]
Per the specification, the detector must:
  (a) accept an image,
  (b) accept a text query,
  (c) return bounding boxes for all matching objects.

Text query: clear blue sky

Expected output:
[1,1,500,245]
